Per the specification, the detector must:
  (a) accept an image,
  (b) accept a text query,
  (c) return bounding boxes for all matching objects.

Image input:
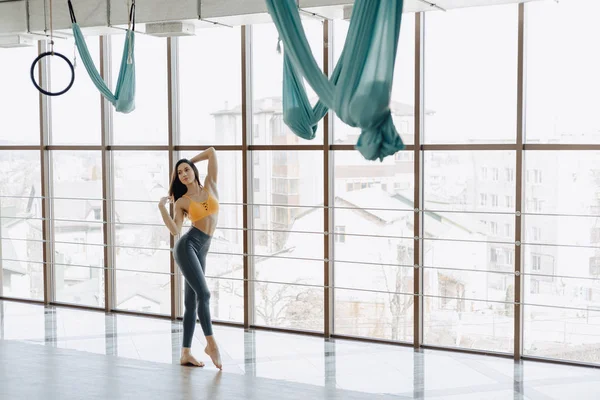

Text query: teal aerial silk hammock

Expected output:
[266,0,405,161]
[67,0,136,113]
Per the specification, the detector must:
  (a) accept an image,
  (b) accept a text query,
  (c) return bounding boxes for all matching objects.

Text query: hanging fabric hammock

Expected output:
[67,0,136,113]
[266,0,405,161]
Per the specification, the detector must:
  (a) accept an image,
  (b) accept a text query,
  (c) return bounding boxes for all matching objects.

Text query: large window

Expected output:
[252,22,324,145]
[0,46,40,145]
[333,151,414,342]
[252,151,324,331]
[179,27,242,145]
[523,151,600,363]
[423,151,516,353]
[50,36,101,145]
[113,151,170,315]
[0,151,43,300]
[51,151,104,307]
[111,34,168,145]
[3,3,600,369]
[425,5,518,144]
[526,0,600,144]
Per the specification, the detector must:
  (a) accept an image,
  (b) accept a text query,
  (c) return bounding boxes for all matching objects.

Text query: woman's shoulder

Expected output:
[175,196,189,207]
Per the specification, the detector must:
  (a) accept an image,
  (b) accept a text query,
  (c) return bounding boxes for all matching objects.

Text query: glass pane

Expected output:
[425,233,515,271]
[332,150,415,341]
[423,150,515,352]
[111,34,168,145]
[51,151,104,307]
[524,151,600,216]
[0,151,43,300]
[333,16,415,146]
[526,0,600,144]
[424,298,514,353]
[334,277,414,343]
[524,304,600,364]
[55,263,105,308]
[251,150,323,258]
[251,151,323,331]
[116,270,170,315]
[423,224,515,354]
[524,215,599,248]
[252,22,323,145]
[112,151,171,315]
[424,151,516,212]
[424,264,514,302]
[424,5,517,144]
[522,151,600,364]
[114,230,170,272]
[422,207,515,305]
[252,150,323,205]
[524,273,600,309]
[252,206,323,330]
[206,257,244,323]
[334,149,415,199]
[113,151,170,271]
[50,36,101,145]
[179,26,242,145]
[253,280,324,331]
[0,46,40,145]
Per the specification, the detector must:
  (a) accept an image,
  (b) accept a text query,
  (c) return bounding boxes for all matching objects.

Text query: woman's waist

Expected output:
[181,224,213,240]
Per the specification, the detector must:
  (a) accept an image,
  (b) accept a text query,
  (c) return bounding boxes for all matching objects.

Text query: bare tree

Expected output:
[218,271,322,329]
[381,245,413,341]
[255,277,306,327]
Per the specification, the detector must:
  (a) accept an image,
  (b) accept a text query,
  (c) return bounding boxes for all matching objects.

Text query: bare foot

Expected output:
[205,345,222,369]
[180,352,205,367]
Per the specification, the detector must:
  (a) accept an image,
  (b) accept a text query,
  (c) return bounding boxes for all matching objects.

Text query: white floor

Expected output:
[2,300,600,399]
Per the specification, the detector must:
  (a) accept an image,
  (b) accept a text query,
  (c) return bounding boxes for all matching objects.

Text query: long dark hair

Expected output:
[169,159,202,203]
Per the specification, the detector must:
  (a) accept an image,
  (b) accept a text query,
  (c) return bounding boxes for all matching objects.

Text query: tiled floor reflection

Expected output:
[2,300,600,399]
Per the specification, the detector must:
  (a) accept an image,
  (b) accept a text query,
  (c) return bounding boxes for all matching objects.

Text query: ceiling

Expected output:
[0,0,546,40]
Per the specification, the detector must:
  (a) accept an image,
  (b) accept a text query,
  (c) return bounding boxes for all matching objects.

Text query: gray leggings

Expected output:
[173,226,213,347]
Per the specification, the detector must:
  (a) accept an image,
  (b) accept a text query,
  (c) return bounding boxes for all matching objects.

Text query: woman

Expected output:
[158,147,222,369]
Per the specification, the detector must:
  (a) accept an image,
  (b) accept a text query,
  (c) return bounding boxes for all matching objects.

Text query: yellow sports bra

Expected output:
[184,189,219,222]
